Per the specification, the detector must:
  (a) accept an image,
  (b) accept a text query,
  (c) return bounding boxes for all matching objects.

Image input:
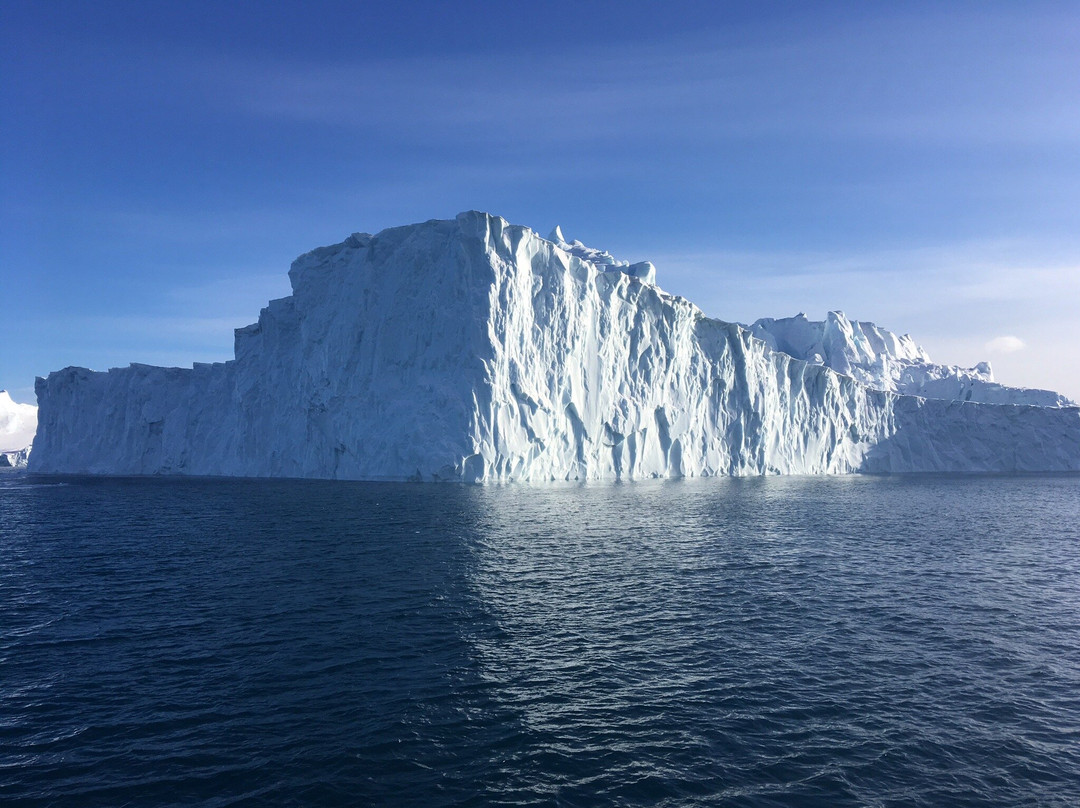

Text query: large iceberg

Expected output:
[32,212,1080,480]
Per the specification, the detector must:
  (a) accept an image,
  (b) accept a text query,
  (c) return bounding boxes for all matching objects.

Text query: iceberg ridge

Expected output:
[748,312,1074,408]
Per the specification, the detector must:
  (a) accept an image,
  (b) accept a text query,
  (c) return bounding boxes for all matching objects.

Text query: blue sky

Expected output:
[3,0,1080,404]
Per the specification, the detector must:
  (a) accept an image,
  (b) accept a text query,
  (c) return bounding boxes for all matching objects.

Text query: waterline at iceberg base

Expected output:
[32,212,1080,481]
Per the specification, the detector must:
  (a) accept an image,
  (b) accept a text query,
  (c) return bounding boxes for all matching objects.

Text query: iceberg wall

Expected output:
[32,212,1080,480]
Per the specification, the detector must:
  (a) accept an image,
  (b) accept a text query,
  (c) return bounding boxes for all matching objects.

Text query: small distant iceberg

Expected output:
[0,390,36,467]
[0,445,32,469]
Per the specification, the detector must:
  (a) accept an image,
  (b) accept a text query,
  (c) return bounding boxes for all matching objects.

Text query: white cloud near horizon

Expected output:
[0,391,38,450]
[986,336,1026,354]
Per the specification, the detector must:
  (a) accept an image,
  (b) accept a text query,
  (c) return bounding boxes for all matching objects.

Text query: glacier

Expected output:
[31,211,1080,481]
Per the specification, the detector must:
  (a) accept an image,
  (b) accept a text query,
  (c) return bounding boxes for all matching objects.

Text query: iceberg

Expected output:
[0,390,36,466]
[0,446,32,469]
[31,212,1080,480]
[748,312,1074,407]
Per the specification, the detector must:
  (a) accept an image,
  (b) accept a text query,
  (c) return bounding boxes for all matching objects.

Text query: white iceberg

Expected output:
[748,312,1073,407]
[0,446,32,469]
[31,212,1080,480]
[0,390,36,465]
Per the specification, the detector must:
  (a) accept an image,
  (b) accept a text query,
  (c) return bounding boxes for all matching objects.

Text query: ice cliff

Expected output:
[32,212,1080,480]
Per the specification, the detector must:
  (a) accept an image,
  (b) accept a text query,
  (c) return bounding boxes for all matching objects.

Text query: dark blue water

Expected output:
[2,472,1079,807]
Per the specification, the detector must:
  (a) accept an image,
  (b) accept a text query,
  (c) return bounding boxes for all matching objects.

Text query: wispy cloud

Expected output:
[646,238,1080,309]
[187,7,1080,149]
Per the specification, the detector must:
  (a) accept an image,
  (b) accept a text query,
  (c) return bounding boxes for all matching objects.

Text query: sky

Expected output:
[3,0,1080,405]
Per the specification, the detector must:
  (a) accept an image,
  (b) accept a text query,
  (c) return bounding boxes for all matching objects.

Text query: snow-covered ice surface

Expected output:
[0,390,36,458]
[32,212,1080,480]
[748,312,1074,407]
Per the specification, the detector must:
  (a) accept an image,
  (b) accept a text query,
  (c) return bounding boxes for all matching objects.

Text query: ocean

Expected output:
[2,471,1079,806]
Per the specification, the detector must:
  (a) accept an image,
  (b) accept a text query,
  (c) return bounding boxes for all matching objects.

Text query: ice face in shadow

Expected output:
[31,212,1080,480]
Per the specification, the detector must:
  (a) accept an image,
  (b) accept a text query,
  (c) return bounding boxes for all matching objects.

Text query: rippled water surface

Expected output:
[2,472,1079,806]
